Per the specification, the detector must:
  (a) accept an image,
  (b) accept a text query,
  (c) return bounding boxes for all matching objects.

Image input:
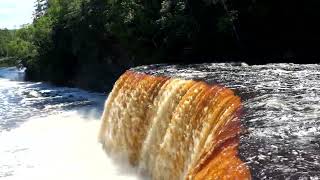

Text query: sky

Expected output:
[0,0,35,29]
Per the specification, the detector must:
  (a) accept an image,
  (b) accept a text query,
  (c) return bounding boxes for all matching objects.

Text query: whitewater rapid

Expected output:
[132,63,320,179]
[1,63,320,179]
[0,67,142,180]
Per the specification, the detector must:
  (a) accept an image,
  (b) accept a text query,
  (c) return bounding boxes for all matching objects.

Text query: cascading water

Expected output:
[2,63,320,179]
[0,67,142,180]
[99,71,251,179]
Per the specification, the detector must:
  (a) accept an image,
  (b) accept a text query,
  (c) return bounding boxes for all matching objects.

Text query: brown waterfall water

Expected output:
[99,71,251,179]
[2,64,320,179]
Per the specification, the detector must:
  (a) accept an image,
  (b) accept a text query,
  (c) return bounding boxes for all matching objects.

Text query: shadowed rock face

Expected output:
[99,69,251,179]
[131,63,320,179]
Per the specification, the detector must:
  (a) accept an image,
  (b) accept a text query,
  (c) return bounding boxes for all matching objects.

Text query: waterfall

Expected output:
[99,70,251,180]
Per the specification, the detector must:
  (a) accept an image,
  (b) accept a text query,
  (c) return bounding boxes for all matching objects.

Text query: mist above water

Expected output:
[0,112,144,180]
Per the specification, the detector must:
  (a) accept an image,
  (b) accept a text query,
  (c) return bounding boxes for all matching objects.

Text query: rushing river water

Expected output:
[133,63,320,179]
[0,67,141,180]
[1,64,320,179]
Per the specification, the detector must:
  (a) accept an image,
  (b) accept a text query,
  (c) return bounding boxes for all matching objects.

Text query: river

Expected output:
[0,67,141,180]
[1,64,320,179]
[133,63,320,179]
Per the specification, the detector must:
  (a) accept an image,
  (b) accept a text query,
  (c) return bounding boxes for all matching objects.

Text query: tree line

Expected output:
[1,0,320,91]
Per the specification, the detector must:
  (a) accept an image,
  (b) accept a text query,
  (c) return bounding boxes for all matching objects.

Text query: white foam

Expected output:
[0,111,142,180]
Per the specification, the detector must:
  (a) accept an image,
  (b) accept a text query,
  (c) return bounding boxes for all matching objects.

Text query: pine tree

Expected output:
[33,0,48,21]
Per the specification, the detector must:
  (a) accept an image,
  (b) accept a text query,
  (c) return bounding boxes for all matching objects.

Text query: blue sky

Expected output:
[0,0,35,29]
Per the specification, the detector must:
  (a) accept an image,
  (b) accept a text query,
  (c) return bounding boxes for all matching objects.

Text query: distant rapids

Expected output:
[100,63,320,179]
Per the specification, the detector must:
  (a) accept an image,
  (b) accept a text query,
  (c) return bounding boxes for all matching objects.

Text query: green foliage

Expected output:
[0,0,240,91]
[3,0,320,89]
[0,29,13,57]
[0,27,37,66]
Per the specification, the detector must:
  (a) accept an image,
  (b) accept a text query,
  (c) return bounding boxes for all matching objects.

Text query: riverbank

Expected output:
[3,0,320,95]
[23,62,125,93]
[23,55,320,93]
[0,57,16,67]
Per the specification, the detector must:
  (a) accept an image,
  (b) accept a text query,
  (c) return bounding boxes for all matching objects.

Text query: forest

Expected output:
[1,0,320,91]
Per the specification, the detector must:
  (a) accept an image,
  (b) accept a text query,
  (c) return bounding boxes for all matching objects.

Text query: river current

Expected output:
[133,63,320,179]
[0,67,141,180]
[1,63,320,179]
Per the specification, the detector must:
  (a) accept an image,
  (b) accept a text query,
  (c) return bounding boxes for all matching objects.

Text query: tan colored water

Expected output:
[2,64,320,179]
[99,71,251,179]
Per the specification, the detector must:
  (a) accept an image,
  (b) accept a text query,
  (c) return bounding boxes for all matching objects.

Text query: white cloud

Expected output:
[0,0,35,29]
